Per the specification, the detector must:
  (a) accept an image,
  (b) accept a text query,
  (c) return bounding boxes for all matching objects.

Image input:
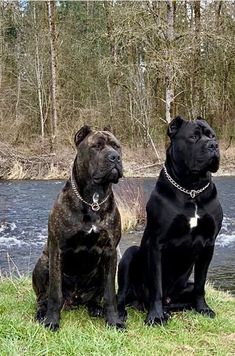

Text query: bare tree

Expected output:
[192,0,201,118]
[0,1,4,122]
[0,0,234,154]
[33,3,45,141]
[47,0,58,147]
[165,0,175,124]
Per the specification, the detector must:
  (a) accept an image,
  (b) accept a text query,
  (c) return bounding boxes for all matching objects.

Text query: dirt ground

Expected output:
[0,142,234,180]
[123,143,235,177]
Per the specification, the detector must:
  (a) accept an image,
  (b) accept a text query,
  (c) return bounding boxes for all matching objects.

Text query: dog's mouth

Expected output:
[189,155,220,174]
[93,165,123,184]
[208,154,220,173]
[190,168,200,175]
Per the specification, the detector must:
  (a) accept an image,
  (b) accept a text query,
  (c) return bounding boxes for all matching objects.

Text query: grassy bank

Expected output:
[0,278,234,355]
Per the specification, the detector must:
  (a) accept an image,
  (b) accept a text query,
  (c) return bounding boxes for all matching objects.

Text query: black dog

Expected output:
[32,125,124,330]
[117,116,223,325]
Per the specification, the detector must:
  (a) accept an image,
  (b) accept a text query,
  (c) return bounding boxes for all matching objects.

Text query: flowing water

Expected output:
[0,177,234,295]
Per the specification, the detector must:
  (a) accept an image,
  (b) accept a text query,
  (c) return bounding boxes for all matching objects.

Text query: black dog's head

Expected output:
[167,116,220,175]
[74,125,123,184]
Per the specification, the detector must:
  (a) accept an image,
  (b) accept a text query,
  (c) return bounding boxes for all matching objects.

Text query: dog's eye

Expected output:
[91,143,102,149]
[190,131,200,141]
[111,143,120,150]
[209,132,215,139]
[190,135,197,140]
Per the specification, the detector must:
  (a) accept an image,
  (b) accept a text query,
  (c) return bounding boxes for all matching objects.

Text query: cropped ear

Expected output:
[167,116,185,138]
[74,125,92,146]
[103,125,112,133]
[196,116,206,122]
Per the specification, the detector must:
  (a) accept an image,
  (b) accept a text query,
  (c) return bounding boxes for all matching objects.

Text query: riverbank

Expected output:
[0,277,234,355]
[0,142,235,180]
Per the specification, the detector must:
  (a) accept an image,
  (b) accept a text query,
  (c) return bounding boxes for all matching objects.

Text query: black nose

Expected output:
[208,141,218,151]
[108,151,121,163]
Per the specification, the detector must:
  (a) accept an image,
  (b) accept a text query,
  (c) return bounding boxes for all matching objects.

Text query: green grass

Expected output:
[0,277,234,355]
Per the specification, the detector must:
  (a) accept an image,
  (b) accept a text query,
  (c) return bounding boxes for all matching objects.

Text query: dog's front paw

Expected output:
[44,313,60,331]
[145,310,170,326]
[196,305,216,318]
[195,298,215,318]
[35,308,47,323]
[106,313,126,330]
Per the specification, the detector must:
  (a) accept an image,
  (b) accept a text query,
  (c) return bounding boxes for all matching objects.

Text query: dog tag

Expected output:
[92,193,100,211]
[91,202,100,211]
[190,190,196,199]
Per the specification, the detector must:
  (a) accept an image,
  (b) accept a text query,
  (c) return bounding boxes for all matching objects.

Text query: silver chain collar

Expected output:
[163,164,210,199]
[70,170,110,211]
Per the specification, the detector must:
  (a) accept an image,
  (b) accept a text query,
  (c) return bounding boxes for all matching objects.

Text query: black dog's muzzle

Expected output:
[207,140,219,153]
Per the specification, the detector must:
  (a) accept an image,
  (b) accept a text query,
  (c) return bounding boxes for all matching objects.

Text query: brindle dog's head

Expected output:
[167,116,220,175]
[74,125,123,184]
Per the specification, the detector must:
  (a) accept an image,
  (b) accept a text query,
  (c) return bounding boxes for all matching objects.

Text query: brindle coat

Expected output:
[32,125,124,330]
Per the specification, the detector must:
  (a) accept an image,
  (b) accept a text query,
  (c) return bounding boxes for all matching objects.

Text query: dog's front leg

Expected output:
[44,233,62,331]
[104,249,125,330]
[194,245,215,318]
[145,243,168,325]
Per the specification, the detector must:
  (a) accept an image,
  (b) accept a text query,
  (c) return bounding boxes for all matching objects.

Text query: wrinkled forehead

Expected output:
[87,131,120,146]
[194,119,216,136]
[180,120,215,136]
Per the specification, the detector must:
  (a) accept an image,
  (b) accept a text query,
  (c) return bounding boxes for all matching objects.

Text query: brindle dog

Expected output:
[32,125,124,331]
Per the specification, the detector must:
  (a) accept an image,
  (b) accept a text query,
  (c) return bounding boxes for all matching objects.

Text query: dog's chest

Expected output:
[64,226,112,253]
[189,204,200,229]
[61,227,112,275]
[165,203,215,248]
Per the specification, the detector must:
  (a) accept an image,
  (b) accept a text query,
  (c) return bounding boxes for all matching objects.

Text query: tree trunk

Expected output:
[47,0,58,148]
[217,0,223,27]
[15,71,21,121]
[14,0,21,122]
[165,0,175,124]
[0,3,3,101]
[104,1,117,65]
[33,4,45,140]
[104,2,115,120]
[192,0,201,118]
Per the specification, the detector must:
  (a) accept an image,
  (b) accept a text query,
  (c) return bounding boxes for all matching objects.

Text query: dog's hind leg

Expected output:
[117,246,139,322]
[164,281,194,312]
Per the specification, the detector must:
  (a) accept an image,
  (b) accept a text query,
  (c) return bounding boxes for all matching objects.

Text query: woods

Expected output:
[0,0,234,153]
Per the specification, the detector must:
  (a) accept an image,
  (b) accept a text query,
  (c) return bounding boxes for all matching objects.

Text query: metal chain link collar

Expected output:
[163,164,210,199]
[70,169,110,211]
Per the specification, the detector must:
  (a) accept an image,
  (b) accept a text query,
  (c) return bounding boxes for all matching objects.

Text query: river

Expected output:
[0,177,234,295]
